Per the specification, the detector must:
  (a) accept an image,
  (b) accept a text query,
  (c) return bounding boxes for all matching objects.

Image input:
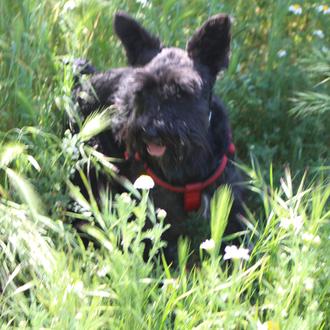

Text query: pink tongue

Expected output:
[147,143,166,157]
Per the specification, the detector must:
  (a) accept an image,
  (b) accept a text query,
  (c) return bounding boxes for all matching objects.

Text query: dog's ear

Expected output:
[114,12,162,66]
[187,14,231,75]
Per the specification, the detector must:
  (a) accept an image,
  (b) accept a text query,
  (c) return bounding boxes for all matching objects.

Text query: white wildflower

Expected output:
[136,0,149,7]
[133,175,155,189]
[62,131,80,160]
[18,321,28,328]
[120,192,132,204]
[73,281,84,298]
[292,215,303,231]
[75,312,83,320]
[67,281,84,298]
[317,5,330,14]
[156,208,167,220]
[302,232,314,242]
[279,217,290,229]
[257,321,267,330]
[140,278,154,284]
[302,232,321,245]
[281,309,288,318]
[304,277,314,291]
[277,49,287,58]
[313,235,321,245]
[277,286,286,296]
[280,215,303,232]
[224,245,250,261]
[302,245,308,253]
[313,30,324,38]
[162,278,179,291]
[97,266,109,278]
[289,4,302,15]
[200,239,215,251]
[308,301,319,311]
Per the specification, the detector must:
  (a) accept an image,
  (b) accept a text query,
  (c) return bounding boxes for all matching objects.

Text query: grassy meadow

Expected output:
[0,0,329,329]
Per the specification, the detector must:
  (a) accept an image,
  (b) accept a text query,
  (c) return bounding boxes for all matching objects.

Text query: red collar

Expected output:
[126,142,235,212]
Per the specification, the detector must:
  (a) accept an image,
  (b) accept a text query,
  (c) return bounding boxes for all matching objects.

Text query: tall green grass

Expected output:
[0,0,329,328]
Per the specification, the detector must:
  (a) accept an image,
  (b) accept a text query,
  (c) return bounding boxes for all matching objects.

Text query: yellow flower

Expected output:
[257,320,280,330]
[266,321,280,330]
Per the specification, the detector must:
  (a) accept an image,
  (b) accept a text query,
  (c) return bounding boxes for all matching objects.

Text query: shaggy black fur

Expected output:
[71,12,245,257]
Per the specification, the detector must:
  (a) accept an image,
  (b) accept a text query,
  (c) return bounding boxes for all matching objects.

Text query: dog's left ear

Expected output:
[114,11,162,66]
[187,14,231,76]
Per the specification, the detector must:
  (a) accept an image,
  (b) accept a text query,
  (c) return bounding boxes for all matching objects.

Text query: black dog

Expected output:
[71,12,245,255]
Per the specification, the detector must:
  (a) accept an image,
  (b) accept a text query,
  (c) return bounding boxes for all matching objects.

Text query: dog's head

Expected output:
[113,12,231,183]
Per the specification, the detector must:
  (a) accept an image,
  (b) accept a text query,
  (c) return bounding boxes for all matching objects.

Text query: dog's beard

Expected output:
[125,121,214,184]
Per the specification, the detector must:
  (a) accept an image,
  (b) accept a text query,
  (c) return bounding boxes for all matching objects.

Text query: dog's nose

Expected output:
[143,126,158,140]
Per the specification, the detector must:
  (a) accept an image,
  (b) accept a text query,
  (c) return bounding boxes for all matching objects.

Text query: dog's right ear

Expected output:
[114,12,162,66]
[187,14,231,76]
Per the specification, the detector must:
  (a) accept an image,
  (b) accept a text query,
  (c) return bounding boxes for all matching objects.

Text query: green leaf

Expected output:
[0,143,26,168]
[78,108,114,142]
[5,168,45,216]
[210,185,233,255]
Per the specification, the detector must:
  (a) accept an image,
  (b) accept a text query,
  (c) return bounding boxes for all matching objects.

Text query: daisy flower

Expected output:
[289,4,302,15]
[133,175,155,189]
[224,245,250,261]
[313,30,325,38]
[302,232,321,245]
[317,5,330,14]
[280,214,303,232]
[200,239,215,251]
[277,49,287,58]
